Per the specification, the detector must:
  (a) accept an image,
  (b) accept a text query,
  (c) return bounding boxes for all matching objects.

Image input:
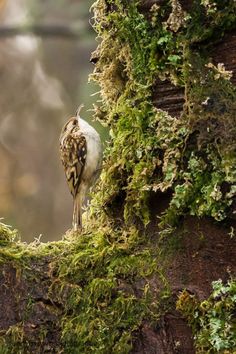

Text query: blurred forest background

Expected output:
[0,0,105,242]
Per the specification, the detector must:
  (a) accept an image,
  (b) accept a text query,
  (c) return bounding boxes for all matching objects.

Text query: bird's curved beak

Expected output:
[76,104,84,121]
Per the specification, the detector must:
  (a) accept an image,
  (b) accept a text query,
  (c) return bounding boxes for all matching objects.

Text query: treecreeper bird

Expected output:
[59,105,102,231]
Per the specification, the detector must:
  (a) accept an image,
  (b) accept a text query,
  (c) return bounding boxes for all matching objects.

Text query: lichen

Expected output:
[0,0,236,352]
[90,0,236,227]
[177,279,236,353]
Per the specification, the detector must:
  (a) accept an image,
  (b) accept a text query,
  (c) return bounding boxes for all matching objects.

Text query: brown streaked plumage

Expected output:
[59,105,102,231]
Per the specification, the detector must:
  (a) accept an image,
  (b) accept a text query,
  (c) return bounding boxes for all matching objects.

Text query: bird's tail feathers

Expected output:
[72,194,82,231]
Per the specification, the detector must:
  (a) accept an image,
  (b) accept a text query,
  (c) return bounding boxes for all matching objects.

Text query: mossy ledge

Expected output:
[0,0,236,353]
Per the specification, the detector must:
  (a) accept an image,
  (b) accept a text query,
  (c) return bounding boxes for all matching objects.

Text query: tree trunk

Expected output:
[0,1,236,353]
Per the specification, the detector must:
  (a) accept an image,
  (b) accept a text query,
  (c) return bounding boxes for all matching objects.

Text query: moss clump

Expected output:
[0,324,27,354]
[0,221,17,244]
[90,0,236,227]
[56,222,166,353]
[0,220,167,353]
[177,279,236,353]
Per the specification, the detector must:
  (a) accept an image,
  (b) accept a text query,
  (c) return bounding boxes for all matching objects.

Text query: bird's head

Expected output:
[61,104,84,137]
[61,117,78,136]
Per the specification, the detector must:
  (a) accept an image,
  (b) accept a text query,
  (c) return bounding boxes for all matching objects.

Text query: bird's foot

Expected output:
[73,223,82,233]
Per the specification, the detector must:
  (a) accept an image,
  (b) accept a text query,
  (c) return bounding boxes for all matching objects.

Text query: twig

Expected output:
[0,24,92,39]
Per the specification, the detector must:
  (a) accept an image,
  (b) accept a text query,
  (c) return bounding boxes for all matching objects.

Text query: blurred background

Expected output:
[0,0,106,242]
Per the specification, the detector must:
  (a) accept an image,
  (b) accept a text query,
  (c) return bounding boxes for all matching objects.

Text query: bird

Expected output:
[59,104,102,231]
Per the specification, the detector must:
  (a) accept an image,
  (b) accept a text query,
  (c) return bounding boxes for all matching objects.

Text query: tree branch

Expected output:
[0,24,92,39]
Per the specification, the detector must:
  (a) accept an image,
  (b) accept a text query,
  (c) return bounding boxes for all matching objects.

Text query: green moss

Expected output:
[0,323,28,354]
[90,0,236,228]
[0,219,167,353]
[0,0,236,352]
[177,279,236,353]
[0,343,9,354]
[0,221,18,244]
[54,222,167,353]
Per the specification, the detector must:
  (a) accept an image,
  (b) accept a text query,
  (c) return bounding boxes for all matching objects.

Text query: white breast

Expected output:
[79,118,102,184]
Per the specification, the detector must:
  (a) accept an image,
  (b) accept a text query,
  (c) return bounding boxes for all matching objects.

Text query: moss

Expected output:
[5,324,26,349]
[0,221,18,244]
[90,0,236,228]
[0,343,9,354]
[0,319,50,353]
[177,279,236,353]
[0,218,168,353]
[0,0,236,352]
[54,222,167,353]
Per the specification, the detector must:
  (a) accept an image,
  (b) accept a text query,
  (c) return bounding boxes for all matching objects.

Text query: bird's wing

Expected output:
[60,133,87,197]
